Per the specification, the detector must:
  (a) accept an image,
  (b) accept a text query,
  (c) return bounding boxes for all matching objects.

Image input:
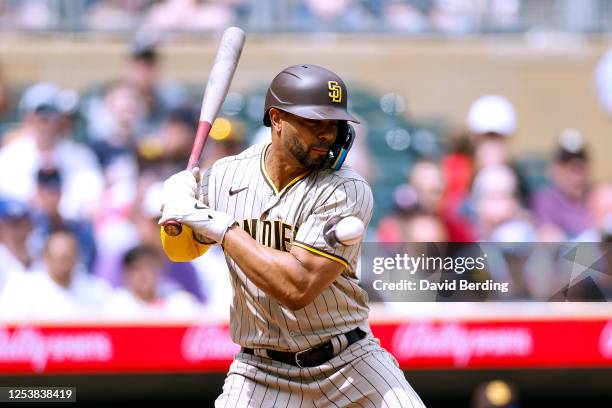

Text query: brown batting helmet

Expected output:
[263,64,359,126]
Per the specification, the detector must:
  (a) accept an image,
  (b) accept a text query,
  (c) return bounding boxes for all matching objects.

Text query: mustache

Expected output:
[311,144,332,150]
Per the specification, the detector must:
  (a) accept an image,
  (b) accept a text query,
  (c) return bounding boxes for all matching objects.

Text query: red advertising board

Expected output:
[1,319,611,374]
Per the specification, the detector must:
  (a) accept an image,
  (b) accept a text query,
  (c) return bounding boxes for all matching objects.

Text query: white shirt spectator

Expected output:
[104,288,199,320]
[0,133,104,219]
[0,267,111,321]
[0,243,28,297]
[192,245,231,320]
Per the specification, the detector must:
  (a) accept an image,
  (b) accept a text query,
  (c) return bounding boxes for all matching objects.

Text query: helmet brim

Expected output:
[264,105,360,126]
[287,105,360,124]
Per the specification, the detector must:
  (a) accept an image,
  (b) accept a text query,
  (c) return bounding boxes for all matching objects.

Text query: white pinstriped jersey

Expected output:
[200,142,374,352]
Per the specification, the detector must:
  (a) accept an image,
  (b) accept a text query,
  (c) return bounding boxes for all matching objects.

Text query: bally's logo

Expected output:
[328,81,342,103]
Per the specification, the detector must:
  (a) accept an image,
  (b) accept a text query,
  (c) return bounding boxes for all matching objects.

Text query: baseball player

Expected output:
[159,65,425,407]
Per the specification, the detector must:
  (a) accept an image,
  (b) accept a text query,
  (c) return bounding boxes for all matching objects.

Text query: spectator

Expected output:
[202,117,247,168]
[0,199,33,295]
[144,0,238,31]
[576,182,612,242]
[467,94,517,170]
[430,0,480,33]
[377,209,449,243]
[0,63,10,118]
[2,84,80,146]
[87,82,144,169]
[595,47,612,117]
[531,129,591,241]
[467,165,536,298]
[531,129,592,240]
[466,94,530,202]
[94,180,205,302]
[441,131,473,219]
[293,0,377,31]
[137,107,199,178]
[344,118,375,184]
[391,160,475,241]
[10,0,58,30]
[0,228,110,321]
[30,167,97,270]
[83,38,190,150]
[471,165,536,242]
[105,245,199,319]
[0,82,104,219]
[122,38,190,127]
[400,210,449,243]
[383,1,430,33]
[85,0,149,31]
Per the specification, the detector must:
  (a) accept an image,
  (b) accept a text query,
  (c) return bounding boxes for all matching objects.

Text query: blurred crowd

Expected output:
[0,0,528,34]
[0,41,238,321]
[377,96,612,245]
[0,37,612,322]
[373,92,612,301]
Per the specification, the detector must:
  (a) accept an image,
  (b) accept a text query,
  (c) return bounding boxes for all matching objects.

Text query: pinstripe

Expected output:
[361,356,404,406]
[214,160,231,209]
[258,365,270,407]
[297,365,305,408]
[228,159,249,210]
[284,381,293,408]
[204,145,421,406]
[279,304,304,350]
[220,368,238,408]
[307,365,340,408]
[328,285,350,328]
[319,289,340,332]
[319,360,364,408]
[244,162,264,345]
[372,350,424,408]
[344,344,391,408]
[308,187,339,254]
[355,343,411,407]
[309,291,329,343]
[294,304,323,347]
[335,349,377,408]
[270,361,282,408]
[235,373,247,407]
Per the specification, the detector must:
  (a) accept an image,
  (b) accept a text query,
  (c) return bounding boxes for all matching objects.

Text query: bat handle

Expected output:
[163,121,213,237]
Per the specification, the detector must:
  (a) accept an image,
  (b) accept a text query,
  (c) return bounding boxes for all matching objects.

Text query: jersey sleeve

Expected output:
[293,180,373,272]
[161,166,213,262]
[199,166,211,206]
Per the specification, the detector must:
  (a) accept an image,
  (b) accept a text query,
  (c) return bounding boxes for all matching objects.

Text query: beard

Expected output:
[284,132,330,170]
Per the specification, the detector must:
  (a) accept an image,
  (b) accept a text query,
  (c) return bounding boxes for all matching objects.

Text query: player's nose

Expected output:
[316,124,337,144]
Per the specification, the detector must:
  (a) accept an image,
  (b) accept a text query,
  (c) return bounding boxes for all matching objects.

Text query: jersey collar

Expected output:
[260,143,310,196]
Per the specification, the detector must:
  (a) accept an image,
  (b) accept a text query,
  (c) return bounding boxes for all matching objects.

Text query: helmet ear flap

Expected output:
[327,121,355,171]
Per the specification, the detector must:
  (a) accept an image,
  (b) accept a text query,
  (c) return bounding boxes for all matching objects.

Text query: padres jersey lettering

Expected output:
[196,142,374,351]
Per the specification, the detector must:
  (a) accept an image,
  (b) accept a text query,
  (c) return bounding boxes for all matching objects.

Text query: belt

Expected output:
[242,327,366,368]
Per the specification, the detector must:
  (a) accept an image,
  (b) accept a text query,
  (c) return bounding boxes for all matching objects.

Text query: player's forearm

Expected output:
[223,226,316,310]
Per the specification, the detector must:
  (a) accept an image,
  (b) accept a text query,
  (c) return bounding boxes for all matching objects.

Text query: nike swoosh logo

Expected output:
[193,202,207,210]
[229,186,248,196]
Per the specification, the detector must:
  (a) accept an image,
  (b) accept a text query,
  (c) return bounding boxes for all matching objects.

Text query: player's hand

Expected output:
[162,168,201,204]
[158,196,237,244]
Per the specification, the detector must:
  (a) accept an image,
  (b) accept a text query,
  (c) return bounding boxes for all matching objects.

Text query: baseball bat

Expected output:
[163,26,246,236]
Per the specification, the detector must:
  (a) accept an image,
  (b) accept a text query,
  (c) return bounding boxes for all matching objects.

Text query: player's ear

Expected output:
[268,108,283,134]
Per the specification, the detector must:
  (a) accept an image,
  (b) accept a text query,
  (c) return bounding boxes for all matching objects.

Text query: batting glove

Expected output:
[162,168,200,203]
[158,196,237,244]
